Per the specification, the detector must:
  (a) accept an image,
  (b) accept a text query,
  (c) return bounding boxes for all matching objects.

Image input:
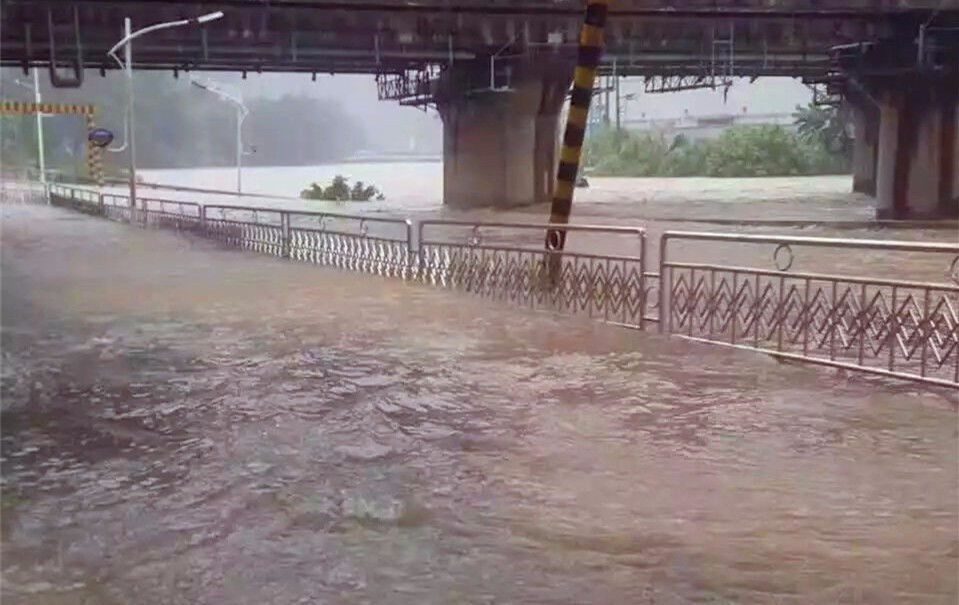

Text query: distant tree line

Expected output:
[0,69,368,176]
[582,103,853,178]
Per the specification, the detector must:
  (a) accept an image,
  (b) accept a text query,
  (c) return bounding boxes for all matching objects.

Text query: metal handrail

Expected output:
[663,261,959,291]
[418,219,647,257]
[15,180,959,388]
[661,230,959,254]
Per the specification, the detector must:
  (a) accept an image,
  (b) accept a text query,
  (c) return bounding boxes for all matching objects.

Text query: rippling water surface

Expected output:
[134,165,861,220]
[2,204,957,604]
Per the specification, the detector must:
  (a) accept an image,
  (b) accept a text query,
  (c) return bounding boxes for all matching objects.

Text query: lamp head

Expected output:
[195,11,224,24]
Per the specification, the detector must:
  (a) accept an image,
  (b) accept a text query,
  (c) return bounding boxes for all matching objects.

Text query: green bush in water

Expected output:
[300,174,385,202]
[705,126,808,177]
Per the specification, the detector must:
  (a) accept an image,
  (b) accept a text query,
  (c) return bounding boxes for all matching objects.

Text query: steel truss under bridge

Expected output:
[376,68,439,109]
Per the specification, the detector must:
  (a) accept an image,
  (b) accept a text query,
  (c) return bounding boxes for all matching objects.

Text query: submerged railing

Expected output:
[660,232,959,388]
[417,220,649,329]
[7,183,957,388]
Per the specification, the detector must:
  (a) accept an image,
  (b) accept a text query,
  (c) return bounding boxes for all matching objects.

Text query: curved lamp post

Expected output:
[190,77,250,193]
[106,11,224,208]
[10,72,46,184]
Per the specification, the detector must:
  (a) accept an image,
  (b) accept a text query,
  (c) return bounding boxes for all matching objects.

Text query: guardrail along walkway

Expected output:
[5,183,957,388]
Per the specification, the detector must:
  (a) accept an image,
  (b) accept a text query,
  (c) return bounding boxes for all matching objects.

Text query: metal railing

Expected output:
[141,198,203,231]
[8,182,959,388]
[660,231,959,387]
[417,220,649,329]
[199,204,415,277]
[287,210,413,278]
[0,181,47,204]
[203,205,287,256]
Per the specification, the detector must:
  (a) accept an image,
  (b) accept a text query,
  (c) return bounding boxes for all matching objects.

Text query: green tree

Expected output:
[704,126,809,177]
[795,103,852,170]
[300,175,384,202]
[582,122,851,179]
[1,68,369,171]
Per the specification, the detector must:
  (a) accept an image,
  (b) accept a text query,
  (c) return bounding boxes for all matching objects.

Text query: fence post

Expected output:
[199,205,207,234]
[658,233,669,334]
[405,219,416,280]
[128,194,136,224]
[415,221,426,282]
[638,231,647,331]
[281,211,291,258]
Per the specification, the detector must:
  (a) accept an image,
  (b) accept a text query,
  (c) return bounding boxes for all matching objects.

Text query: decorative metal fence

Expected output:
[287,211,412,278]
[0,182,46,204]
[141,198,203,231]
[49,184,104,215]
[203,205,287,256]
[102,193,133,222]
[417,220,649,329]
[660,231,959,387]
[6,183,959,388]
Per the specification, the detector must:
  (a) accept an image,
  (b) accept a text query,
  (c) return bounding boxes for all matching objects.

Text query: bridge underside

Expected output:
[2,1,957,216]
[0,1,948,79]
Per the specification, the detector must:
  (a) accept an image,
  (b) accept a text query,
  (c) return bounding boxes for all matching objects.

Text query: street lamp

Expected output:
[106,10,224,210]
[10,71,46,184]
[190,77,250,193]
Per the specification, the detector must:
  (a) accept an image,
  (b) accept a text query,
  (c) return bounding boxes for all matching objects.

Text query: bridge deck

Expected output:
[2,0,955,78]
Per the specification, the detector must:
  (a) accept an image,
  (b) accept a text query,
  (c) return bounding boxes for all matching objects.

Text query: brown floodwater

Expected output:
[2,203,957,604]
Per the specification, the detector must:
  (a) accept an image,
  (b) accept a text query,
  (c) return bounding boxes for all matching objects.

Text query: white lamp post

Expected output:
[190,77,250,193]
[11,72,46,184]
[106,10,224,209]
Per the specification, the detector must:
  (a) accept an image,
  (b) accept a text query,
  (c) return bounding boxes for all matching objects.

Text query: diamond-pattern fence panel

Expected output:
[415,220,648,329]
[661,232,959,387]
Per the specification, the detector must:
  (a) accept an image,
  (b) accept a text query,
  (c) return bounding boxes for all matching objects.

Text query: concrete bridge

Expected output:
[1,0,957,216]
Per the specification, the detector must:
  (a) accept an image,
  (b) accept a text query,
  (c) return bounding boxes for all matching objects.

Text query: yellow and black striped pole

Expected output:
[545,0,608,265]
[85,112,105,188]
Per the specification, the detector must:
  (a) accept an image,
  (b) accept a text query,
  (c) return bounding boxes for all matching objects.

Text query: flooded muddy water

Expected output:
[2,204,957,604]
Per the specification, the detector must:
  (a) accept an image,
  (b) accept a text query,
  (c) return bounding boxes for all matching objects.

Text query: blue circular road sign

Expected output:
[87,128,114,148]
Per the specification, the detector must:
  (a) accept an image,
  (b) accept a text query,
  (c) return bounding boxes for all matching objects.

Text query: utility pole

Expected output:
[190,77,249,194]
[107,10,224,211]
[10,73,46,183]
[32,69,46,184]
[603,74,611,125]
[614,60,621,132]
[123,18,137,210]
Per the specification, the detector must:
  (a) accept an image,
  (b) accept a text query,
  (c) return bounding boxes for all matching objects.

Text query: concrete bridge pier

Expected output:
[849,101,879,196]
[873,85,958,220]
[436,60,570,209]
[838,29,959,220]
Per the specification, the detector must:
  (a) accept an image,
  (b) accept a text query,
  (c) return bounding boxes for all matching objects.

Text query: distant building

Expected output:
[623,110,797,141]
